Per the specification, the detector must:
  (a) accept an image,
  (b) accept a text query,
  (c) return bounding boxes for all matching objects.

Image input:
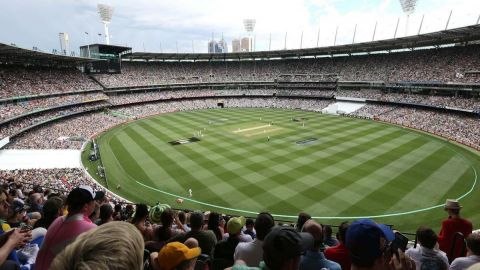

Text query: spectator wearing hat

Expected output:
[405,227,448,270]
[325,221,351,270]
[346,218,415,270]
[151,241,201,270]
[169,211,217,257]
[6,201,29,228]
[438,199,473,260]
[213,216,246,270]
[35,185,100,270]
[232,226,314,270]
[234,212,275,267]
[300,219,341,270]
[0,187,32,269]
[50,221,144,270]
[450,233,480,270]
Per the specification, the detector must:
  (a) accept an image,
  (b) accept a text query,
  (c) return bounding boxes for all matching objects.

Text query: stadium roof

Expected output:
[123,24,480,61]
[0,42,103,66]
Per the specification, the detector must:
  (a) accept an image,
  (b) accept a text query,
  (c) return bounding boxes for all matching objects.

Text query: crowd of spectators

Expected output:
[6,112,123,149]
[0,92,108,122]
[0,66,100,99]
[337,90,480,111]
[0,101,109,139]
[95,45,480,88]
[0,172,477,270]
[350,104,480,148]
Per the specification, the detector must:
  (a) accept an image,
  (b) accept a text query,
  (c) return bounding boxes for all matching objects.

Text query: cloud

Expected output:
[0,0,477,54]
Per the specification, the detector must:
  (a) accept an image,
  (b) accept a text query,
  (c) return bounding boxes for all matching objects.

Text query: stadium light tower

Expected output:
[399,0,417,36]
[97,3,114,45]
[243,19,256,51]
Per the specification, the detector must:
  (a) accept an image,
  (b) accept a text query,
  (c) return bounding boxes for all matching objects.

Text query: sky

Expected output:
[0,0,479,54]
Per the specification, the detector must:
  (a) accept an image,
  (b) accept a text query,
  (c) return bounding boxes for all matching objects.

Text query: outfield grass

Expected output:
[83,108,480,232]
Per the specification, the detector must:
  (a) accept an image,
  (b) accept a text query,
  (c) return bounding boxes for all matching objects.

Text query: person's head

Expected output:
[255,212,275,241]
[178,211,186,224]
[245,218,254,231]
[160,207,175,227]
[227,216,246,236]
[346,219,395,269]
[207,212,220,230]
[99,203,114,224]
[444,199,462,216]
[66,185,100,216]
[0,187,10,219]
[323,225,333,239]
[29,193,44,208]
[9,200,28,222]
[41,196,64,227]
[296,212,311,231]
[263,226,314,270]
[132,203,149,224]
[302,219,323,251]
[337,221,349,243]
[416,227,437,249]
[50,221,144,270]
[466,233,480,256]
[189,211,204,230]
[157,242,201,270]
[149,203,171,224]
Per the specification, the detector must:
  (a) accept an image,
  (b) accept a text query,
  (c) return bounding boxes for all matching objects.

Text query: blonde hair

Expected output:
[50,221,144,270]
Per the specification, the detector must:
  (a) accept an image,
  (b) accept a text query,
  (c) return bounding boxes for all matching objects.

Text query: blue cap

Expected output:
[346,219,394,261]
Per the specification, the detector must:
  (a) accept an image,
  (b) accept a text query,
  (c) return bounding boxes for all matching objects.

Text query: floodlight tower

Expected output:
[243,19,256,51]
[97,3,114,45]
[399,0,417,36]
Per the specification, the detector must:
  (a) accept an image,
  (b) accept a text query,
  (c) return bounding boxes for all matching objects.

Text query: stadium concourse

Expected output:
[0,25,480,269]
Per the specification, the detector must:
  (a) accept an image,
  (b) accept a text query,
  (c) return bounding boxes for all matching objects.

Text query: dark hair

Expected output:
[416,227,437,249]
[178,211,186,224]
[467,233,480,255]
[100,204,114,223]
[34,196,64,229]
[296,212,311,232]
[207,212,222,241]
[337,221,349,242]
[246,218,254,227]
[255,212,275,240]
[190,211,204,230]
[131,204,148,224]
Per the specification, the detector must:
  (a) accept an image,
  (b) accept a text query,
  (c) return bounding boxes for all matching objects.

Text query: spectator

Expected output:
[35,185,99,270]
[33,196,64,230]
[300,219,341,270]
[243,218,256,240]
[346,218,416,270]
[96,203,114,225]
[450,233,480,270]
[207,212,224,241]
[152,241,201,270]
[323,225,339,247]
[170,211,217,257]
[49,221,144,270]
[213,216,246,270]
[232,226,314,270]
[0,187,32,269]
[325,221,351,270]
[131,203,153,241]
[234,212,275,267]
[296,212,311,232]
[405,226,448,270]
[438,199,473,260]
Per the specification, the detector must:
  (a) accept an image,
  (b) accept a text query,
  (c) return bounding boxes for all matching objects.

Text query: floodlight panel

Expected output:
[97,4,114,22]
[243,19,256,32]
[399,0,417,15]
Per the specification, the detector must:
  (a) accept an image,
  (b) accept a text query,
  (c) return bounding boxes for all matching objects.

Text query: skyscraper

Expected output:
[232,39,241,52]
[59,32,69,55]
[241,37,252,52]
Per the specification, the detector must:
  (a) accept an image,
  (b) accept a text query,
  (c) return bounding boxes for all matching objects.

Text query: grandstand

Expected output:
[1,22,480,269]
